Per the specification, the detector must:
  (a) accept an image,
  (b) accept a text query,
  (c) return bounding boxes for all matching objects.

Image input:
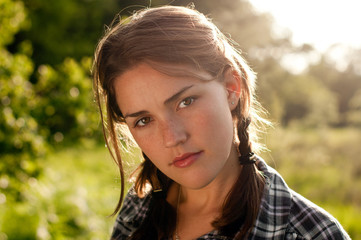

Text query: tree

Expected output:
[308,54,361,126]
[16,0,119,66]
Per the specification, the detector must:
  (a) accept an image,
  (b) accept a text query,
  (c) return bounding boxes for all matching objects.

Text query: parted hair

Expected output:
[93,5,267,239]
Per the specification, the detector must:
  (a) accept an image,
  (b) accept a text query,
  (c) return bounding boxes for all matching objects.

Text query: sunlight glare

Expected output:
[249,0,361,51]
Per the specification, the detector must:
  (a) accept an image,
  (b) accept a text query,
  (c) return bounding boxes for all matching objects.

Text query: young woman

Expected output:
[93,5,350,240]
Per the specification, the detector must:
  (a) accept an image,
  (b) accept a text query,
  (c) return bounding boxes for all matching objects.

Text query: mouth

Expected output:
[172,151,203,168]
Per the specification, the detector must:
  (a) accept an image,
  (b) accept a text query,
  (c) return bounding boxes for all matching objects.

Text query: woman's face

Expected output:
[114,63,240,189]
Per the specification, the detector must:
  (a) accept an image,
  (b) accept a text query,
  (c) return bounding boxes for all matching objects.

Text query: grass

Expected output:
[0,140,121,240]
[40,140,127,239]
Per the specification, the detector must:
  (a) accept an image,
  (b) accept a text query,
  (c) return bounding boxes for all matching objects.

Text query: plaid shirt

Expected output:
[111,158,350,240]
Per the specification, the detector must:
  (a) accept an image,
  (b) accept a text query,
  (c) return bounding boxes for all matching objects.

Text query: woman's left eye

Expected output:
[178,97,195,109]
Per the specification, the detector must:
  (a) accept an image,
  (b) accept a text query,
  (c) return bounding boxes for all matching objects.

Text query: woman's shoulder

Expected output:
[111,188,152,240]
[287,190,350,240]
[252,157,350,240]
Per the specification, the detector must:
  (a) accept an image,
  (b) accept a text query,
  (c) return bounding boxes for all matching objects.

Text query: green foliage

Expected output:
[308,57,361,125]
[0,0,101,208]
[0,143,120,239]
[255,52,361,128]
[0,51,99,203]
[32,57,99,144]
[0,48,42,153]
[22,0,119,65]
[262,127,361,206]
[281,74,339,126]
[256,58,340,126]
[0,0,27,47]
[0,0,46,202]
[347,89,361,125]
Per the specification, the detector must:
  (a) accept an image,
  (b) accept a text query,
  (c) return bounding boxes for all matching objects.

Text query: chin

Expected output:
[179,176,217,190]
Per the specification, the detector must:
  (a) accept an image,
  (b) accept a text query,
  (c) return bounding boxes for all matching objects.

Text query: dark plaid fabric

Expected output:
[111,157,350,240]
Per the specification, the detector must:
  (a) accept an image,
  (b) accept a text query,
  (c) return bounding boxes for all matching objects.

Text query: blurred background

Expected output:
[0,0,360,239]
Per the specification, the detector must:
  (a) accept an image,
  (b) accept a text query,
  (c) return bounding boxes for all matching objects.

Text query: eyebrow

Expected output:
[164,85,194,106]
[123,85,194,119]
[124,110,149,119]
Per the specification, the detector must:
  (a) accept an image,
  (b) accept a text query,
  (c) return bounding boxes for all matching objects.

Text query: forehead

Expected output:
[115,63,213,95]
[113,63,211,110]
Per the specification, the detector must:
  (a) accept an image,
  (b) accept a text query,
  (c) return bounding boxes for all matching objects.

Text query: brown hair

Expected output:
[93,5,267,239]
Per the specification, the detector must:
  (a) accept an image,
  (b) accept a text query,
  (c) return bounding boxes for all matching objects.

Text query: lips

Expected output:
[172,151,203,168]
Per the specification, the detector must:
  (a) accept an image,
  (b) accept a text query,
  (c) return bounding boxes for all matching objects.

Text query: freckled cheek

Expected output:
[190,106,233,145]
[190,111,209,126]
[192,105,231,128]
[187,111,214,138]
[131,132,163,157]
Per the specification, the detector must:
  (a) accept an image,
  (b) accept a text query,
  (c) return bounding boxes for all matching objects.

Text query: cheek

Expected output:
[191,102,233,140]
[131,132,155,151]
[130,129,164,160]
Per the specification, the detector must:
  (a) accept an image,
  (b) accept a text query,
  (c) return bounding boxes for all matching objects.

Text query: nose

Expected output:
[160,118,188,148]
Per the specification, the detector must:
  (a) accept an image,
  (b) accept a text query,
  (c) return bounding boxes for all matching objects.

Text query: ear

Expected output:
[223,68,242,110]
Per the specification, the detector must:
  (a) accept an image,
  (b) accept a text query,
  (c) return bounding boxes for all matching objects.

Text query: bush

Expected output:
[0,0,46,202]
[33,57,99,145]
[0,0,101,207]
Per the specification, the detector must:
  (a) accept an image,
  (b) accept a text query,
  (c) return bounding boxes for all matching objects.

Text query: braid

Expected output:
[235,108,265,239]
[213,103,265,239]
[237,116,252,155]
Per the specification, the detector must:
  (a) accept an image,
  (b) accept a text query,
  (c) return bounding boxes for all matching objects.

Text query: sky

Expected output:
[249,0,361,73]
[249,0,361,52]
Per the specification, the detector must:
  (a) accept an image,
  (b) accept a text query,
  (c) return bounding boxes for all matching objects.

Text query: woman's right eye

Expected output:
[135,117,151,127]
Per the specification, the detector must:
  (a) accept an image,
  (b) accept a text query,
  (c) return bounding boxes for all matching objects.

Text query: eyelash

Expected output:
[133,96,197,128]
[134,117,152,128]
[177,96,196,110]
